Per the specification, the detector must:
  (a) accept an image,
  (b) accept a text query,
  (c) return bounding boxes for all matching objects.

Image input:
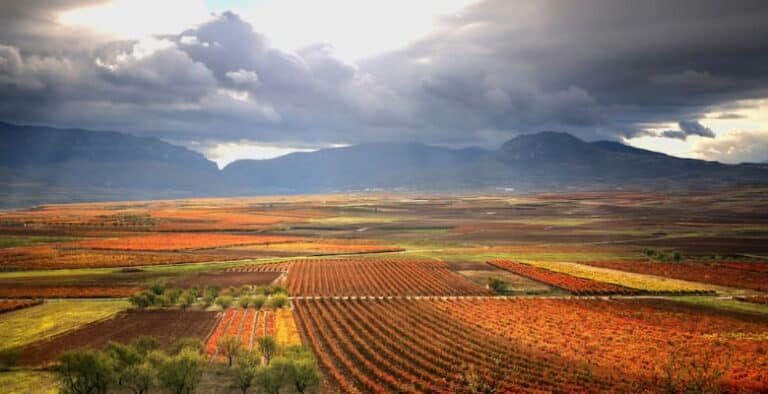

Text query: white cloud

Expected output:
[57,0,209,40]
[226,69,260,85]
[693,131,768,163]
[205,141,315,168]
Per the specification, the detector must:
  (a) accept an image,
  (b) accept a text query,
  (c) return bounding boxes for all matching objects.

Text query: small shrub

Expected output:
[216,296,233,310]
[268,294,289,309]
[252,294,267,309]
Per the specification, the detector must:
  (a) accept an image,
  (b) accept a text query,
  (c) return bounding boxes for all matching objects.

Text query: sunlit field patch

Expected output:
[518,260,718,294]
[0,300,128,350]
[489,260,641,295]
[585,260,768,291]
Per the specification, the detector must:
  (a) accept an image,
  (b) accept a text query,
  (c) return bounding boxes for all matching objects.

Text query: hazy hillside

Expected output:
[2,122,768,207]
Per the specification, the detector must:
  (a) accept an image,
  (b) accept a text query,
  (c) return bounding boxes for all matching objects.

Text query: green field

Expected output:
[0,300,128,350]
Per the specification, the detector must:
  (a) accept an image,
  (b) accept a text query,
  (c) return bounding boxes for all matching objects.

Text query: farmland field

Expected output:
[19,309,220,365]
[0,188,767,392]
[0,299,42,314]
[205,308,277,357]
[0,300,128,350]
[229,258,491,296]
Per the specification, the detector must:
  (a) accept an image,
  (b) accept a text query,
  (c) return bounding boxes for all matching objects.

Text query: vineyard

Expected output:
[0,246,229,270]
[0,299,42,314]
[518,260,717,293]
[229,258,491,296]
[206,308,277,357]
[585,260,768,291]
[294,298,619,393]
[75,232,300,251]
[488,260,641,295]
[1,191,768,392]
[435,298,768,392]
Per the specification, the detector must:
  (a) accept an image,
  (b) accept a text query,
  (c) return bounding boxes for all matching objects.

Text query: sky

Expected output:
[1,0,768,167]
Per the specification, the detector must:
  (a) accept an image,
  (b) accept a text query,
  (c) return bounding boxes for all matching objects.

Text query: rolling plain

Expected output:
[1,187,767,393]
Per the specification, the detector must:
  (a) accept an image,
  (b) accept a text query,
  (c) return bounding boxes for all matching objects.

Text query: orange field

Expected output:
[585,260,768,291]
[436,298,768,392]
[0,299,43,313]
[0,198,330,232]
[0,246,230,270]
[294,298,618,393]
[76,232,301,251]
[206,308,277,358]
[488,260,641,295]
[232,239,404,255]
[229,258,491,296]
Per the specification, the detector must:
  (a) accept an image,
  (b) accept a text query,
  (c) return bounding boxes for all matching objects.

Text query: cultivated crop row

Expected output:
[0,299,42,314]
[294,298,617,393]
[585,260,768,291]
[518,260,715,293]
[206,309,278,357]
[76,232,300,251]
[435,298,768,392]
[231,258,490,296]
[488,260,641,295]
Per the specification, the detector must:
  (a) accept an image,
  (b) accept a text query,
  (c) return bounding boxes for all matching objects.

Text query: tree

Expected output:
[188,285,201,299]
[172,338,204,355]
[129,292,152,310]
[288,356,321,394]
[232,350,260,394]
[121,362,153,394]
[157,348,204,394]
[58,349,116,394]
[257,336,279,365]
[254,358,291,394]
[149,281,166,296]
[268,294,289,309]
[239,296,251,309]
[252,295,266,309]
[104,342,141,384]
[206,285,221,299]
[180,291,195,309]
[672,251,683,263]
[166,287,183,304]
[487,277,508,294]
[216,296,233,310]
[132,336,161,356]
[218,336,242,367]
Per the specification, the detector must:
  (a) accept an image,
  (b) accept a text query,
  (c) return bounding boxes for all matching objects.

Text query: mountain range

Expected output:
[1,122,767,207]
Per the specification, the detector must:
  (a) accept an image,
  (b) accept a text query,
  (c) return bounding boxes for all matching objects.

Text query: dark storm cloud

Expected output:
[1,0,768,154]
[661,121,716,140]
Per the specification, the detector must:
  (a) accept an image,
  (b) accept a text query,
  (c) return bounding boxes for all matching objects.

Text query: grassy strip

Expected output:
[675,296,768,316]
[0,300,128,350]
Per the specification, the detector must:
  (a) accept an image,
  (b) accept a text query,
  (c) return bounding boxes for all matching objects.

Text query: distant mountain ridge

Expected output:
[1,122,767,207]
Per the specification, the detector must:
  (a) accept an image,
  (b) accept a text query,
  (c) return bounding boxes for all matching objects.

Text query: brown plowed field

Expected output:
[19,309,220,365]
